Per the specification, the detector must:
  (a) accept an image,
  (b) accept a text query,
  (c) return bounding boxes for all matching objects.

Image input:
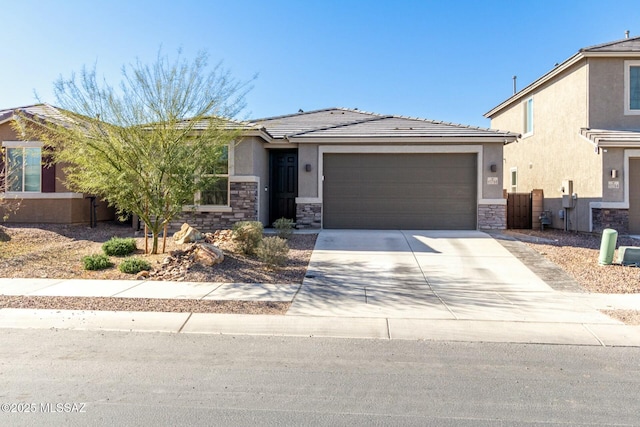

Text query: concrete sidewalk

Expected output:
[1,276,639,346]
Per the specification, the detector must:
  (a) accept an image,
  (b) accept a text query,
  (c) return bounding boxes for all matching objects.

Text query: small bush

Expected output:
[273,217,294,239]
[232,221,264,255]
[82,254,113,271]
[102,237,137,256]
[119,257,151,274]
[256,236,290,268]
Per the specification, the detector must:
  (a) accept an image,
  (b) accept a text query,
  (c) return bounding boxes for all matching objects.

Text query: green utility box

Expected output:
[598,228,618,265]
[616,246,640,266]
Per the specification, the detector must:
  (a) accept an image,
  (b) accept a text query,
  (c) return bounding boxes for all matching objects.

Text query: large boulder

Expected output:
[173,223,203,245]
[194,243,224,266]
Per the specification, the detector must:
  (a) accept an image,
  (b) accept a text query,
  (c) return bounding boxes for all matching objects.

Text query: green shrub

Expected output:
[272,217,294,239]
[102,237,137,256]
[256,236,290,268]
[232,221,264,255]
[118,257,151,274]
[82,254,113,271]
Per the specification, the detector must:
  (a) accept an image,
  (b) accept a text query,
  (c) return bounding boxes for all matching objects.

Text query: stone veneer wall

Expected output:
[478,204,506,230]
[296,203,322,229]
[591,208,629,234]
[167,181,258,233]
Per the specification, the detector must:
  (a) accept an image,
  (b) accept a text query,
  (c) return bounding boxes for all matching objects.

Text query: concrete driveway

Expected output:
[288,230,616,324]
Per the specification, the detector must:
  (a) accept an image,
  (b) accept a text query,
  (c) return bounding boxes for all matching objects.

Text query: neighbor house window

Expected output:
[523,97,533,136]
[195,145,229,206]
[4,146,41,192]
[510,167,517,192]
[625,60,640,115]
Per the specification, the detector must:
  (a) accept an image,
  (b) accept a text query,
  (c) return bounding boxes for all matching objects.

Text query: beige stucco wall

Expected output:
[588,58,640,129]
[602,147,625,202]
[481,142,505,199]
[2,196,113,224]
[491,60,602,231]
[233,136,270,224]
[298,144,318,198]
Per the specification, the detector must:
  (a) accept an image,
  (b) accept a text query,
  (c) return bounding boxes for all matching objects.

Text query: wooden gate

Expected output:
[507,192,532,229]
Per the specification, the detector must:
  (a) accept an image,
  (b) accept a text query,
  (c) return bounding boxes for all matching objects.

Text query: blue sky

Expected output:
[2,0,640,127]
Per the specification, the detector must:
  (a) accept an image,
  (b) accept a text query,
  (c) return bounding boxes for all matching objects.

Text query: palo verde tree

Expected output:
[19,49,253,254]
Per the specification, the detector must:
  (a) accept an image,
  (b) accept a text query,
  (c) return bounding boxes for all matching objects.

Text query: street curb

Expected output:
[1,308,640,347]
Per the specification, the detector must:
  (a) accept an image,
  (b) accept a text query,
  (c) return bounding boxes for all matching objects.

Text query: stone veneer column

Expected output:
[296,203,322,229]
[478,204,506,230]
[591,208,629,234]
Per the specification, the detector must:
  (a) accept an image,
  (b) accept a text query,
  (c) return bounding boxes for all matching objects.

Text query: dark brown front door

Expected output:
[269,150,298,224]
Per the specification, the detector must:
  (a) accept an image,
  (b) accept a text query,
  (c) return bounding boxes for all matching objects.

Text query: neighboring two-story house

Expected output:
[485,34,640,234]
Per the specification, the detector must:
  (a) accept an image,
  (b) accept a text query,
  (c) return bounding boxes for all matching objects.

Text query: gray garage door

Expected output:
[323,153,477,229]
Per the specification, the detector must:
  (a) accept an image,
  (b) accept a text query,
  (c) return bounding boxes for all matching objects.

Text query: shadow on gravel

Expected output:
[0,226,10,242]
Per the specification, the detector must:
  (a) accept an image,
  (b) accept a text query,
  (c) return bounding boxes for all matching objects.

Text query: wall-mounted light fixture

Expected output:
[305,164,312,172]
[611,169,618,179]
[489,163,497,173]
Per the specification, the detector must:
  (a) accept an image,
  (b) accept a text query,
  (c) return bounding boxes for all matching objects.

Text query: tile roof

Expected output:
[252,108,517,141]
[0,103,77,128]
[581,35,640,53]
[251,108,379,138]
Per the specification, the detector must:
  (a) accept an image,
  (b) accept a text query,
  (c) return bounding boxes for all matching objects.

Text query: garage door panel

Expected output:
[323,153,477,229]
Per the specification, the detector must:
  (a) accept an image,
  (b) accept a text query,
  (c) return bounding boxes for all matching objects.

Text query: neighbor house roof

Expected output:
[579,128,640,149]
[0,103,71,126]
[252,108,518,143]
[485,35,640,118]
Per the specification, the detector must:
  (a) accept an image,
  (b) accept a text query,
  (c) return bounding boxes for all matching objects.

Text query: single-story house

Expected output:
[2,105,518,230]
[170,107,518,231]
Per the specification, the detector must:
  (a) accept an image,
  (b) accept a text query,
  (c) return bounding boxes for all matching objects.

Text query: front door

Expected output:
[269,150,298,224]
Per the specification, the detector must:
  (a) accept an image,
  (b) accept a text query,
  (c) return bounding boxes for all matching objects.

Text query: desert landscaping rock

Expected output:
[0,295,289,315]
[172,223,203,245]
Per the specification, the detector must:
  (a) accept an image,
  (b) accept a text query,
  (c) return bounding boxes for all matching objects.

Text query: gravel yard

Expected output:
[0,223,316,314]
[504,229,640,294]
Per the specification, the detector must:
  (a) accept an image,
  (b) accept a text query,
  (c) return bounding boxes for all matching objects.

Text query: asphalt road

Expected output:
[1,329,639,426]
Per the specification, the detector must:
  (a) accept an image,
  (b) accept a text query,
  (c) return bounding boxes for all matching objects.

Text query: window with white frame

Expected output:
[510,167,517,192]
[195,145,229,206]
[3,145,41,192]
[523,97,533,136]
[625,60,640,115]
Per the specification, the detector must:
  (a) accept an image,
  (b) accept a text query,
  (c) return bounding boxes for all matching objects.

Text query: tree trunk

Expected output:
[151,230,159,254]
[162,223,168,253]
